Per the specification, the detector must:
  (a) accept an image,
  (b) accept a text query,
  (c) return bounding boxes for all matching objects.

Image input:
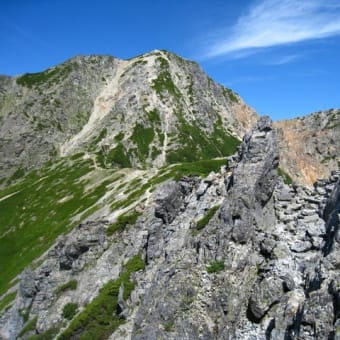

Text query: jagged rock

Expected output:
[19,269,37,298]
[302,289,334,338]
[154,181,183,224]
[248,276,283,321]
[324,178,340,254]
[221,116,279,244]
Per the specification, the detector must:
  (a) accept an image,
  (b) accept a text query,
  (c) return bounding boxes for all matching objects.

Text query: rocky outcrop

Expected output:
[275,108,340,186]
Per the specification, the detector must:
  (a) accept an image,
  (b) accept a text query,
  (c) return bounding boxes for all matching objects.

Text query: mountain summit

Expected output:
[0,50,257,181]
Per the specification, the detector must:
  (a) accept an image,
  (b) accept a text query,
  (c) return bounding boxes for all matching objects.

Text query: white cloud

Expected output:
[266,54,302,65]
[203,0,340,59]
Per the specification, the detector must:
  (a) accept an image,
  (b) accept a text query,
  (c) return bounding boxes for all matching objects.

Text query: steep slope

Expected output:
[0,50,258,183]
[275,108,340,186]
[1,117,339,339]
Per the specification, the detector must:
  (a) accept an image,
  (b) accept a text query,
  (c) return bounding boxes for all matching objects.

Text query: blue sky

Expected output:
[1,0,340,120]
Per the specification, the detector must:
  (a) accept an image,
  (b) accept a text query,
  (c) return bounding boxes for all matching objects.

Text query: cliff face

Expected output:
[1,117,339,339]
[275,108,340,186]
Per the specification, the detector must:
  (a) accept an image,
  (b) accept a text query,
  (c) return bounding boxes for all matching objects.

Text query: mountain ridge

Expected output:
[0,50,339,339]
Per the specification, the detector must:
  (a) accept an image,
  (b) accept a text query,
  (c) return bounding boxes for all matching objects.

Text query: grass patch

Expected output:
[146,109,161,125]
[223,87,239,103]
[7,167,25,184]
[152,58,182,101]
[109,159,226,213]
[0,158,112,295]
[106,211,141,236]
[207,261,225,273]
[88,128,107,152]
[18,316,38,337]
[196,205,220,231]
[0,292,16,313]
[164,320,175,332]
[131,123,155,163]
[62,303,78,320]
[55,280,77,296]
[58,254,145,340]
[278,167,293,185]
[16,63,74,88]
[167,113,240,163]
[105,143,131,168]
[27,328,59,340]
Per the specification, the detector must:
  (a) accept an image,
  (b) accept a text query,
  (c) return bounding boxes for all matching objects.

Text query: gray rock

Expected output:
[249,276,283,321]
[19,269,37,298]
[154,181,183,224]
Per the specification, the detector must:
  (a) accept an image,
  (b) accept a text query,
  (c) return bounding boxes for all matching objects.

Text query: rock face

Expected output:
[275,108,340,186]
[0,50,258,182]
[2,116,339,339]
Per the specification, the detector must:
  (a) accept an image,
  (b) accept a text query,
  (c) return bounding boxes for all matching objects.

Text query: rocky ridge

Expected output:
[1,117,339,339]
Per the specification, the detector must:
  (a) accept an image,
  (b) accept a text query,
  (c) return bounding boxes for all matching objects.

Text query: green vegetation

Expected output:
[152,57,182,101]
[114,131,125,142]
[131,123,155,163]
[146,109,161,124]
[88,128,107,151]
[132,59,148,67]
[196,205,221,231]
[27,328,59,340]
[0,158,112,295]
[16,63,75,88]
[223,87,239,103]
[58,254,145,339]
[167,113,240,163]
[207,261,225,273]
[107,210,141,236]
[62,303,78,320]
[18,316,37,337]
[7,167,25,184]
[109,158,227,213]
[55,280,78,295]
[164,321,175,332]
[278,167,293,185]
[0,292,16,313]
[105,143,132,168]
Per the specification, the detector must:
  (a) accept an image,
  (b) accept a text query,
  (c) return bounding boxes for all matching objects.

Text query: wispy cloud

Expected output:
[266,54,302,65]
[203,0,340,59]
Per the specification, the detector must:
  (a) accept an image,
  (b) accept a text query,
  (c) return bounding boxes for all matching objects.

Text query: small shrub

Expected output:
[196,205,220,231]
[278,167,293,185]
[164,321,175,332]
[62,303,78,320]
[55,280,77,295]
[207,261,225,273]
[107,211,141,236]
